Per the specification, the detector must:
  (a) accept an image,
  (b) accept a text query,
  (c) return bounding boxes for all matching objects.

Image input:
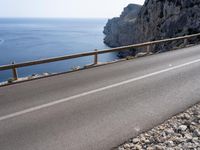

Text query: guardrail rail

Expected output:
[1,33,200,81]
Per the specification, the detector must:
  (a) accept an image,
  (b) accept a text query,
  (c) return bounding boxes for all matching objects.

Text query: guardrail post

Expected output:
[94,49,98,65]
[184,39,188,47]
[147,44,151,54]
[12,62,18,80]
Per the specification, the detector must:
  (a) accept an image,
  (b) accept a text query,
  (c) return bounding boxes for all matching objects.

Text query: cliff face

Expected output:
[104,0,200,53]
[103,4,142,47]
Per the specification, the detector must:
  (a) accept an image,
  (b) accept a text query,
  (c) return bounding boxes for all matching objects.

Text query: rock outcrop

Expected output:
[104,0,200,54]
[103,4,142,48]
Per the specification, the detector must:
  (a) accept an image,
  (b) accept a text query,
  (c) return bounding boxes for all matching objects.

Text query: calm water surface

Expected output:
[0,18,117,82]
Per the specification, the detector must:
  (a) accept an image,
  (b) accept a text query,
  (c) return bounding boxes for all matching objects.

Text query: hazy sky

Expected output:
[0,0,145,18]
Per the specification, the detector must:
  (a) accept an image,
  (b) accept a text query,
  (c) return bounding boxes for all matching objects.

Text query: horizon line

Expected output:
[0,17,111,19]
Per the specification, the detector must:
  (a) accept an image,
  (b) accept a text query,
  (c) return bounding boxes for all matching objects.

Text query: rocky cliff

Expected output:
[103,4,142,48]
[104,0,200,54]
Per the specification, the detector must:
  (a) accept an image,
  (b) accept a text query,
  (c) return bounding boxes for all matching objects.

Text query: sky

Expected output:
[0,0,145,18]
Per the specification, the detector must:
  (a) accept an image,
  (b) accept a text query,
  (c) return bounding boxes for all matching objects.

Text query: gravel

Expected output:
[115,103,200,150]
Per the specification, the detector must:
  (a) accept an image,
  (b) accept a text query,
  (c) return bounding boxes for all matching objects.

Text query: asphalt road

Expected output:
[1,45,200,150]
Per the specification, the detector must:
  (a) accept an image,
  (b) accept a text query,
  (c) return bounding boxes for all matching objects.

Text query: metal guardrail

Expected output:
[1,33,200,80]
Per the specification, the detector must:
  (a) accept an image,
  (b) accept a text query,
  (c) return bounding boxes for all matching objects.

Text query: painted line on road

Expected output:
[1,58,200,121]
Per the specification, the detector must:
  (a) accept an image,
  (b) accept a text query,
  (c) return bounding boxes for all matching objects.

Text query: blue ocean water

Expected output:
[0,18,117,82]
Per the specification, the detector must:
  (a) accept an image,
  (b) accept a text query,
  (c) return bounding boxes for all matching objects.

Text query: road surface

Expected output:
[1,45,200,150]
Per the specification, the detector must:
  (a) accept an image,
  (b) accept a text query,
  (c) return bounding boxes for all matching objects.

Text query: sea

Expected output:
[0,18,117,82]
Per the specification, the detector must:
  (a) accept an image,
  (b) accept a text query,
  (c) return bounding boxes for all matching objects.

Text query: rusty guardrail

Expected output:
[1,33,200,80]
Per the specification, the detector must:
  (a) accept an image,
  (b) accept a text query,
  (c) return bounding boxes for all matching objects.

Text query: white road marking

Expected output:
[1,58,200,121]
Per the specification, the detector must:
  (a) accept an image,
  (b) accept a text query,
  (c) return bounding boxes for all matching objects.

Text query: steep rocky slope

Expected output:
[103,4,142,47]
[104,0,200,54]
